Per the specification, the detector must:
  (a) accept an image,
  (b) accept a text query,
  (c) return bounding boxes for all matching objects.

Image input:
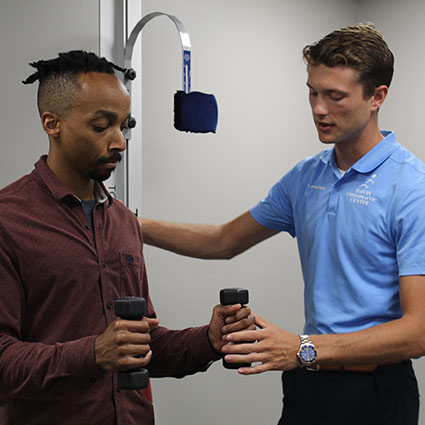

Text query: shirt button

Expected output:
[107,302,113,310]
[103,263,107,268]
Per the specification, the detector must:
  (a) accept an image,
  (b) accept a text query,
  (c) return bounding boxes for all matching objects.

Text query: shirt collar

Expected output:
[34,155,113,205]
[93,182,109,204]
[320,130,399,174]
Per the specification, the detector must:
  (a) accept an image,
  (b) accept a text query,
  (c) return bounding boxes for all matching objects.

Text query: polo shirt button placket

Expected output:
[327,186,339,215]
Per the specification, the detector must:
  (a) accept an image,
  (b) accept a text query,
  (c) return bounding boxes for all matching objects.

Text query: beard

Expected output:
[89,167,115,182]
[89,152,122,182]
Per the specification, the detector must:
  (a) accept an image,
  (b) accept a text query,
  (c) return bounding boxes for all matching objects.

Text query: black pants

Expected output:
[277,361,419,425]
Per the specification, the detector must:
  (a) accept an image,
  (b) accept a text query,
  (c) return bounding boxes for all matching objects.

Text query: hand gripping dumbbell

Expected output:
[220,287,251,369]
[115,297,149,390]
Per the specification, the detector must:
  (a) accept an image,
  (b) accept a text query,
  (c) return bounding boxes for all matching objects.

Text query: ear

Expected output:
[370,85,388,111]
[41,112,62,139]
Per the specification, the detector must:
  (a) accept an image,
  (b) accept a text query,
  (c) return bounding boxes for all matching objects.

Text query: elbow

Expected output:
[201,235,242,260]
[416,333,425,358]
[202,247,238,260]
[209,224,246,260]
[223,244,247,259]
[404,321,425,360]
[220,249,238,260]
[210,232,243,260]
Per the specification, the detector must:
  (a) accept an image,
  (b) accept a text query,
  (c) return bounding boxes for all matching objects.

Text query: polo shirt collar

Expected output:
[352,130,398,174]
[34,155,113,206]
[320,130,399,174]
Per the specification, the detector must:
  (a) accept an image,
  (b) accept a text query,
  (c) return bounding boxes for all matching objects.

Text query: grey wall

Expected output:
[0,0,100,186]
[0,1,424,424]
[140,1,425,424]
[356,1,425,421]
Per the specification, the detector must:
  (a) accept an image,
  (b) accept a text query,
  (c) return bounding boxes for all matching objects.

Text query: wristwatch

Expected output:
[297,334,318,368]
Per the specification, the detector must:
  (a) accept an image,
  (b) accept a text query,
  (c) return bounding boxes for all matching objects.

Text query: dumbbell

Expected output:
[115,297,149,390]
[220,287,251,369]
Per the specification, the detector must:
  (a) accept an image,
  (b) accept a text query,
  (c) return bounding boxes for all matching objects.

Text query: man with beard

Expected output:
[0,51,253,425]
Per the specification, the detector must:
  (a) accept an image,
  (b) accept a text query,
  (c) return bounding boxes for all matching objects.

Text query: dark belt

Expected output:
[308,364,378,373]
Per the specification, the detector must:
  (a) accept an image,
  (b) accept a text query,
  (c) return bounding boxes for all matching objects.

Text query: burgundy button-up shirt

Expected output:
[0,156,218,425]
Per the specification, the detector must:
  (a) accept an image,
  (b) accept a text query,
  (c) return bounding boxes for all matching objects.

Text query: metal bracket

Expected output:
[124,12,192,97]
[121,11,192,208]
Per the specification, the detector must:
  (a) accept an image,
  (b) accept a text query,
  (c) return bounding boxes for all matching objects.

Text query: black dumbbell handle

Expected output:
[220,288,251,369]
[115,297,149,390]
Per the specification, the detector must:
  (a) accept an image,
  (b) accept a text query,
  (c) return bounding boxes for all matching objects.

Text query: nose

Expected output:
[109,128,127,152]
[310,95,328,117]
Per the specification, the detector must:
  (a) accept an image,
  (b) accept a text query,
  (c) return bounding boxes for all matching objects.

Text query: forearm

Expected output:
[314,316,425,366]
[0,248,105,399]
[140,218,231,259]
[140,211,278,260]
[224,279,425,374]
[0,334,104,399]
[148,325,221,378]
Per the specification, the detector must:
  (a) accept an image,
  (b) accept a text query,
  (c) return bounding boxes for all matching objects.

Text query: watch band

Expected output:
[299,334,312,345]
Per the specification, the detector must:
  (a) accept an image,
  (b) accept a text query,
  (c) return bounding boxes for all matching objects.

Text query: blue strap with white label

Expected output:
[183,49,191,93]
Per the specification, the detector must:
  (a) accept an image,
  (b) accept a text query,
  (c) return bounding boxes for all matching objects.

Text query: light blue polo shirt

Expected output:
[250,131,425,334]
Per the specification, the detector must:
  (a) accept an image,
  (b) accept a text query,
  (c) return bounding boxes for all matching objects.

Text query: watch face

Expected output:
[300,344,317,363]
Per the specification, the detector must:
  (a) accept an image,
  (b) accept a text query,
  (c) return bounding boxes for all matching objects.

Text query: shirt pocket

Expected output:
[119,251,144,298]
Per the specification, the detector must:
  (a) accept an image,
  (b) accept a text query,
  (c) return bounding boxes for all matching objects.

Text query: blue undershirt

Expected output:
[81,199,96,228]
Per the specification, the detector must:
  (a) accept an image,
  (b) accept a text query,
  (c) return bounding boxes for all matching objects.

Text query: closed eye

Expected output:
[92,125,108,133]
[327,93,345,101]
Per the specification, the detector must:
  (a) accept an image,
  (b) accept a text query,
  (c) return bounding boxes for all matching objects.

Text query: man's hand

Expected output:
[208,304,255,354]
[221,313,300,374]
[95,317,160,372]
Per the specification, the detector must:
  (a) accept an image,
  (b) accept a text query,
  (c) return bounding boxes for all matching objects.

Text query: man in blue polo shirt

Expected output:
[250,129,425,338]
[140,24,425,424]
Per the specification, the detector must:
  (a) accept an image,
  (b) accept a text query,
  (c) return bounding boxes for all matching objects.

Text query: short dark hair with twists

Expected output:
[303,23,394,98]
[23,50,125,117]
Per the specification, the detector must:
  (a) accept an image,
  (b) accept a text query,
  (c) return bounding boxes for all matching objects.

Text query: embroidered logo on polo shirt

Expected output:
[346,174,378,206]
[307,184,326,191]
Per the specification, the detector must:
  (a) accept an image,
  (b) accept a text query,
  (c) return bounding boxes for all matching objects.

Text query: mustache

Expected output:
[96,152,122,165]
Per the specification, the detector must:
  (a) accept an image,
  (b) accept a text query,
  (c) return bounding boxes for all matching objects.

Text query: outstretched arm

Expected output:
[222,274,425,374]
[139,211,279,259]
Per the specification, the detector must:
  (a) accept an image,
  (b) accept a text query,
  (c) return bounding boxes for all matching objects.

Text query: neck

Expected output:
[46,155,95,200]
[334,122,383,171]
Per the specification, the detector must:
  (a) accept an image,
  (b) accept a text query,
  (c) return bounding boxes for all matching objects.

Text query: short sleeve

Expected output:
[250,172,296,237]
[394,184,425,276]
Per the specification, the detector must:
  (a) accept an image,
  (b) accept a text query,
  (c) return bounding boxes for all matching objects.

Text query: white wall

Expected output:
[1,1,424,424]
[140,1,425,424]
[138,1,425,425]
[356,2,425,423]
[0,0,100,186]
